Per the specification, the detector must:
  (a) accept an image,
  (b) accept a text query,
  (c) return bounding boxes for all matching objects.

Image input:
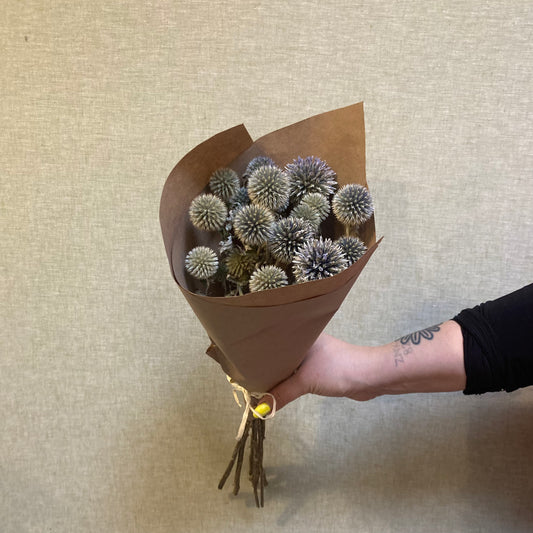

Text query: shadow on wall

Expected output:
[464,392,533,531]
[114,381,532,532]
[113,369,265,530]
[267,390,533,531]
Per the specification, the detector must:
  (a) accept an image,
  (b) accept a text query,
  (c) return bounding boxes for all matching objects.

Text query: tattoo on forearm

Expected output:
[393,342,412,366]
[399,324,442,345]
[393,323,442,366]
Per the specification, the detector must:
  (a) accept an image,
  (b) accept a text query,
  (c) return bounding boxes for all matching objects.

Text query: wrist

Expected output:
[361,344,406,397]
[343,344,392,401]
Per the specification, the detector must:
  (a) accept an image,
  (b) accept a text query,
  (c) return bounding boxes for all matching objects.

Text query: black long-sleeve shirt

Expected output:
[453,283,533,395]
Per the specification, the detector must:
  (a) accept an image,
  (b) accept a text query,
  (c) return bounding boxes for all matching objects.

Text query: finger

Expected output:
[267,371,307,411]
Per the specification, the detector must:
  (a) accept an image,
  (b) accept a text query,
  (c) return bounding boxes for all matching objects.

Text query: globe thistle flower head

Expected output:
[244,156,276,177]
[189,194,227,232]
[336,236,367,266]
[185,246,219,280]
[292,237,348,283]
[233,204,274,246]
[248,165,290,212]
[249,265,288,292]
[209,167,240,202]
[228,186,250,210]
[299,192,331,222]
[268,216,315,265]
[290,202,322,229]
[225,248,258,281]
[286,156,337,202]
[332,184,374,228]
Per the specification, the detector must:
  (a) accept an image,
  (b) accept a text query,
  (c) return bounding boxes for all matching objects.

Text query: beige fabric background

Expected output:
[1,1,532,532]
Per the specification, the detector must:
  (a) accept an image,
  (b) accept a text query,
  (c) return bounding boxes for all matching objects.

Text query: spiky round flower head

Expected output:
[268,216,315,265]
[248,165,290,212]
[249,265,288,292]
[335,236,367,266]
[209,168,240,201]
[233,204,274,246]
[228,186,250,210]
[299,192,331,222]
[185,246,219,280]
[285,156,337,202]
[290,202,322,229]
[292,237,348,283]
[244,156,276,177]
[332,184,374,228]
[189,194,227,232]
[225,248,258,281]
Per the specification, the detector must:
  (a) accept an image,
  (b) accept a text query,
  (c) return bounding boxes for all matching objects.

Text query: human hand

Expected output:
[267,333,381,410]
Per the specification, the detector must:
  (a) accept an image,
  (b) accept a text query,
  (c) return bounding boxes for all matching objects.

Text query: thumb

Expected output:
[267,370,307,411]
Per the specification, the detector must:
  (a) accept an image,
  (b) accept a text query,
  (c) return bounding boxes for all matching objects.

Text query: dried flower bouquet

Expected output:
[185,155,373,297]
[160,102,381,506]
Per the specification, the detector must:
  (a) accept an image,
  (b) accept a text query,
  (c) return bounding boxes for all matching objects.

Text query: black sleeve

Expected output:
[453,283,533,395]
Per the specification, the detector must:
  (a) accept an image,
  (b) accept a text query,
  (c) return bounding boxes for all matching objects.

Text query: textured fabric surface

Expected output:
[1,1,532,532]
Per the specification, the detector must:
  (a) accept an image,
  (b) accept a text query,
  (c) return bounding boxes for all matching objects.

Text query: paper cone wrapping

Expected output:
[160,102,380,392]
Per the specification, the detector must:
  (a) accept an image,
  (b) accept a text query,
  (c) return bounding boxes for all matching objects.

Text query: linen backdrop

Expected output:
[1,1,532,532]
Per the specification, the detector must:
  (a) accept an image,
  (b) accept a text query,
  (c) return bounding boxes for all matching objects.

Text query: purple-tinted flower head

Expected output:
[292,237,347,283]
[285,156,337,202]
[335,236,367,266]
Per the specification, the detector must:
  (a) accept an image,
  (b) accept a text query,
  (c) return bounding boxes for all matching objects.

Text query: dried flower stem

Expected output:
[253,417,266,507]
[233,420,251,495]
[218,417,252,491]
[218,400,268,507]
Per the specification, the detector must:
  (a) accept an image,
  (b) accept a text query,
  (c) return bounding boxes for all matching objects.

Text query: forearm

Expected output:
[369,320,466,396]
[269,286,531,409]
[269,321,467,409]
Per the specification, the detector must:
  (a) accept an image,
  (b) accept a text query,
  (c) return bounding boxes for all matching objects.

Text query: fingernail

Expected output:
[253,403,271,418]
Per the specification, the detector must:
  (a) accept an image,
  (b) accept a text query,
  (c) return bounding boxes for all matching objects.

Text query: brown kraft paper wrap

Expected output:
[160,102,380,393]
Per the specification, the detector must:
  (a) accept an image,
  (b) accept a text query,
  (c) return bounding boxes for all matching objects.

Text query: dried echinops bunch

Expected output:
[189,193,228,232]
[249,265,288,292]
[185,154,373,296]
[292,237,348,283]
[286,156,337,202]
[332,184,374,229]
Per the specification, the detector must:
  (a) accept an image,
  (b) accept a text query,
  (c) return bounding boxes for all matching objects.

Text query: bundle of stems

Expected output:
[218,400,267,507]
